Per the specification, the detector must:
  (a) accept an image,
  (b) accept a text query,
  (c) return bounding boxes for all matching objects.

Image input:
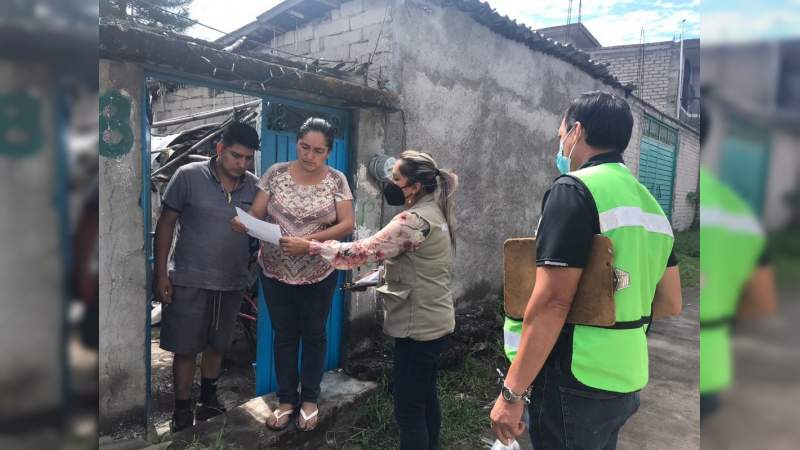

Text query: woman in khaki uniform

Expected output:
[281,150,458,450]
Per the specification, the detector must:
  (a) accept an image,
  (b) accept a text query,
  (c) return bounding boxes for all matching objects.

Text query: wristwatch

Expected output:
[501,384,531,404]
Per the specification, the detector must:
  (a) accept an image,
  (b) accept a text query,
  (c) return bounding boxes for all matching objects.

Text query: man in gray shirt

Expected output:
[154,121,260,432]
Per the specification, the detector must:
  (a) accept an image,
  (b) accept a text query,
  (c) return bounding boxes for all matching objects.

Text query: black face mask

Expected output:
[383,182,409,206]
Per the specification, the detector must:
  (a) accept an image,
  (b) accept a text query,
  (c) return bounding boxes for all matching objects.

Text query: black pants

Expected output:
[261,272,337,405]
[392,335,448,450]
[528,359,640,450]
[700,393,721,423]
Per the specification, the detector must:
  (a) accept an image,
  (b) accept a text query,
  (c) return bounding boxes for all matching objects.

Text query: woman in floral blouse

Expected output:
[231,117,354,432]
[282,150,459,450]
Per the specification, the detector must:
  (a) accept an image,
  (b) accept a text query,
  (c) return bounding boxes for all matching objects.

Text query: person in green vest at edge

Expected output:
[698,97,777,421]
[490,91,684,449]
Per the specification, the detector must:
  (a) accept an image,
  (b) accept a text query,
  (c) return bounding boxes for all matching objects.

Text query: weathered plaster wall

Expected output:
[99,59,148,435]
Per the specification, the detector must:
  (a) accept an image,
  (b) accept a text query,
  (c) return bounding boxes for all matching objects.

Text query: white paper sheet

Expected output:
[235,207,281,245]
[352,268,381,288]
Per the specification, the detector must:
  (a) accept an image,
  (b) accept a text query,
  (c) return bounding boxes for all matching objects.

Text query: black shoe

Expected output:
[170,407,194,433]
[196,396,227,422]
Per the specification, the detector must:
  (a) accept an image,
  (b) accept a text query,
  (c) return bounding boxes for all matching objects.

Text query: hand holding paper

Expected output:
[343,267,381,291]
[235,207,282,245]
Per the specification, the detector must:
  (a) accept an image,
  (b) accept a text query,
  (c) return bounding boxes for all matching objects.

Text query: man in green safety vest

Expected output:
[698,99,777,420]
[491,91,683,448]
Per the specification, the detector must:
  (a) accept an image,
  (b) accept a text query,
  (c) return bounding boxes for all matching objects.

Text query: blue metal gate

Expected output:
[255,99,350,395]
[639,115,678,220]
[719,114,770,216]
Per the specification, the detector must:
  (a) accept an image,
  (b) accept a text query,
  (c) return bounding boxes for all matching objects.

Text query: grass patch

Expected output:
[347,341,504,450]
[674,230,699,288]
[181,418,241,450]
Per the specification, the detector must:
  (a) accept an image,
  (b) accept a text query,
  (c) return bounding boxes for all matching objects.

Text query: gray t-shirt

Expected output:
[162,157,259,291]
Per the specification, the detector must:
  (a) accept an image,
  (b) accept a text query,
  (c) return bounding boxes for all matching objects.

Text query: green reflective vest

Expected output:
[568,162,674,392]
[699,168,765,394]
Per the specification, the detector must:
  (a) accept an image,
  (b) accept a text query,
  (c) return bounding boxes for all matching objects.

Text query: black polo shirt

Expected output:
[534,151,676,393]
[535,151,678,268]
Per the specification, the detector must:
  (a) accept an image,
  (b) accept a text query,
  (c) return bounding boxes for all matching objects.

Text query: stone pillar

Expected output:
[0,61,63,423]
[98,59,148,435]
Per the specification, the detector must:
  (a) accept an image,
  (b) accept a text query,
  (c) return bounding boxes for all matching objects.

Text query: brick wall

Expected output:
[151,85,259,135]
[590,42,680,119]
[673,126,700,230]
[261,0,393,89]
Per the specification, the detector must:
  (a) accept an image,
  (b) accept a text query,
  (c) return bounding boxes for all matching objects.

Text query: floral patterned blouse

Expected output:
[257,162,353,284]
[309,211,431,269]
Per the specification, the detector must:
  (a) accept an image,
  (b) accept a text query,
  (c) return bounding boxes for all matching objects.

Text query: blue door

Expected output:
[255,99,350,396]
[719,115,770,216]
[639,115,678,220]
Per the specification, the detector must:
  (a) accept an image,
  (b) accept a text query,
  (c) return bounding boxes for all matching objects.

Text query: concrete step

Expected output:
[169,370,377,449]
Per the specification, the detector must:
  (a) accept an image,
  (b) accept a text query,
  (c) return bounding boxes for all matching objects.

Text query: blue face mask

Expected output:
[555,128,576,174]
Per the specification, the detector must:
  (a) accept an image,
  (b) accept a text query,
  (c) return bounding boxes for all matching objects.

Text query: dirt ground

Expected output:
[450,288,700,450]
[149,322,257,436]
[699,289,800,450]
[147,290,702,449]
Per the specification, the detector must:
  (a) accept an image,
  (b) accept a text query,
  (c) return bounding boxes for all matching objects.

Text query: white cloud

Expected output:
[485,0,699,46]
[184,0,701,46]
[185,0,281,42]
[702,8,800,43]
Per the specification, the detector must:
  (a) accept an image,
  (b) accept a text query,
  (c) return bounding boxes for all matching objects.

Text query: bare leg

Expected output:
[173,353,197,401]
[200,349,223,379]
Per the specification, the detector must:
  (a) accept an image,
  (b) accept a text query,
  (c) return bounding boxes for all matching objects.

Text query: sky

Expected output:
[184,0,798,47]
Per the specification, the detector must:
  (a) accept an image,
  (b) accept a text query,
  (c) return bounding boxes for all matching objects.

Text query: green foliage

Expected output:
[347,340,504,450]
[674,231,700,288]
[100,0,194,32]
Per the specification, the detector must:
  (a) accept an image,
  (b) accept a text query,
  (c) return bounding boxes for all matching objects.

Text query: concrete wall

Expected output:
[345,108,393,357]
[260,0,393,90]
[259,0,700,306]
[589,41,680,119]
[0,62,63,420]
[389,2,614,305]
[673,124,701,229]
[152,85,259,135]
[701,43,781,112]
[99,59,148,435]
[764,131,800,230]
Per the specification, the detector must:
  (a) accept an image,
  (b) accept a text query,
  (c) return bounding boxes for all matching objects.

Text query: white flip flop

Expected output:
[266,407,294,431]
[297,407,319,431]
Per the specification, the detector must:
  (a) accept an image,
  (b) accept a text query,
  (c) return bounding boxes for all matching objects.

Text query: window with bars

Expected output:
[643,114,678,146]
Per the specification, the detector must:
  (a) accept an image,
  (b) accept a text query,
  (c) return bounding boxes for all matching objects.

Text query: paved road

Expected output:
[700,290,800,450]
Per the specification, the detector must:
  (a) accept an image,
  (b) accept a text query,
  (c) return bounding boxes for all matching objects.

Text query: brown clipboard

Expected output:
[503,237,616,326]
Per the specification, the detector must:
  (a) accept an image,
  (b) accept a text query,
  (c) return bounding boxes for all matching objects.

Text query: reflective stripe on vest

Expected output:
[599,206,674,237]
[503,317,522,362]
[567,162,674,393]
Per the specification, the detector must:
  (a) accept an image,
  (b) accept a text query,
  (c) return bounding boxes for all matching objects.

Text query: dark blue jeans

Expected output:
[700,393,721,423]
[528,360,640,450]
[261,272,337,405]
[392,335,448,450]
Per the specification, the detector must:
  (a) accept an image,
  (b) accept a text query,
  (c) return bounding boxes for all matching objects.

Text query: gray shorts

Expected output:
[159,285,243,355]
